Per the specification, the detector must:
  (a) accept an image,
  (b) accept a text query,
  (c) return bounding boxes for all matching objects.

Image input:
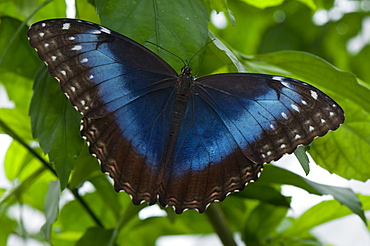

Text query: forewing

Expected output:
[27,19,179,205]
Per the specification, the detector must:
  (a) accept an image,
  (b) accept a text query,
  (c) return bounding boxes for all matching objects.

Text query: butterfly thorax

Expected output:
[161,66,194,164]
[169,66,194,138]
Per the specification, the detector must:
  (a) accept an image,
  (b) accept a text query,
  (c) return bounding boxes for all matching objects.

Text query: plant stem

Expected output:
[205,204,237,246]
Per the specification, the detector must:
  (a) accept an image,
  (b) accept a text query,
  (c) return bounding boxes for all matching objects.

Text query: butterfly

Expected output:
[27,19,344,214]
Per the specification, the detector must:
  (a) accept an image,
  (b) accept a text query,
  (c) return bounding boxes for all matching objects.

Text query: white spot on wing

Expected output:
[39,32,45,37]
[321,119,326,124]
[301,100,308,105]
[309,126,315,132]
[41,23,46,27]
[44,43,49,48]
[91,30,101,34]
[272,76,283,81]
[71,86,76,92]
[72,45,82,51]
[294,134,301,139]
[270,124,275,130]
[51,56,57,61]
[291,104,299,112]
[69,36,75,40]
[81,58,88,63]
[310,90,318,100]
[100,27,111,34]
[281,81,290,88]
[61,70,66,76]
[62,23,71,30]
[329,112,335,117]
[281,112,288,119]
[88,75,94,79]
[280,144,286,149]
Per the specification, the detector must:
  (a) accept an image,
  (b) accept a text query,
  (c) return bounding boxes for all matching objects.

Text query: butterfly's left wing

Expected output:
[158,73,344,213]
[27,19,182,206]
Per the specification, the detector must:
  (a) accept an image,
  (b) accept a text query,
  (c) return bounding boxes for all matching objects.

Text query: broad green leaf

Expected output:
[76,227,114,246]
[259,165,366,224]
[294,146,310,175]
[69,144,101,190]
[90,176,121,219]
[0,167,54,212]
[4,140,38,181]
[240,0,284,9]
[0,216,17,246]
[0,70,33,112]
[116,211,213,246]
[204,0,228,12]
[75,0,100,23]
[296,0,316,10]
[234,182,291,207]
[0,1,21,20]
[29,66,84,189]
[54,192,115,235]
[283,195,370,237]
[210,1,274,55]
[98,0,208,72]
[42,180,60,241]
[0,16,40,78]
[29,0,66,24]
[311,98,370,181]
[0,108,33,141]
[208,32,246,72]
[243,203,288,245]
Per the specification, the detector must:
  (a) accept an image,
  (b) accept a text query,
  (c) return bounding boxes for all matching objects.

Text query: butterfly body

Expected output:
[28,19,344,213]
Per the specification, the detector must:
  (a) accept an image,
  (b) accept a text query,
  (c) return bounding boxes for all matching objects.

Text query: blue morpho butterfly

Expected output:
[27,19,344,214]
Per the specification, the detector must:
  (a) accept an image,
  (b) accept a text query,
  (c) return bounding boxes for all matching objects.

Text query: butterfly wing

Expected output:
[195,73,344,164]
[27,19,180,205]
[158,73,344,213]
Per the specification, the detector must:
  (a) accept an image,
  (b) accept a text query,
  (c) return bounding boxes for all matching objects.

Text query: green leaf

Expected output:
[76,227,114,246]
[75,0,100,23]
[29,66,84,189]
[0,70,33,112]
[283,195,370,238]
[310,98,370,181]
[0,16,40,78]
[243,203,288,245]
[240,0,284,9]
[69,145,101,189]
[0,216,17,246]
[235,182,291,207]
[0,108,33,141]
[29,0,67,24]
[4,140,37,181]
[90,175,121,218]
[294,146,310,175]
[259,165,366,224]
[42,180,60,241]
[98,0,209,72]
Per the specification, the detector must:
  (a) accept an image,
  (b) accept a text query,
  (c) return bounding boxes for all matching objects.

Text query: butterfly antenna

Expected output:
[187,39,215,67]
[145,41,186,67]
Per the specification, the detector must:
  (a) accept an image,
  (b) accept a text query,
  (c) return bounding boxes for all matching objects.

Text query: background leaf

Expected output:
[29,66,84,189]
